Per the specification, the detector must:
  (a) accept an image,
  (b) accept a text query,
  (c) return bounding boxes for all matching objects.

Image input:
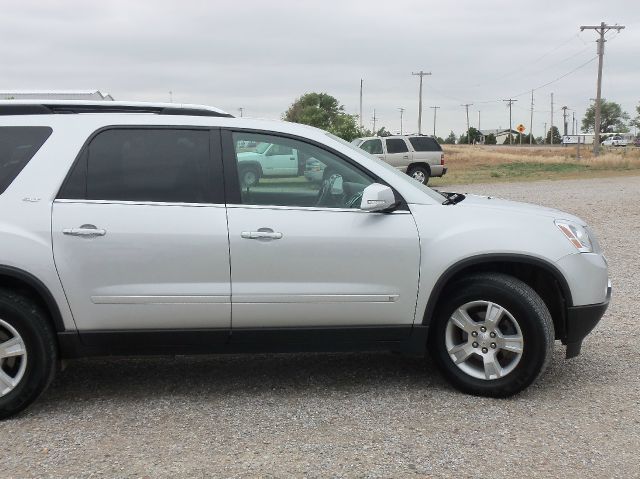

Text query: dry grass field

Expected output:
[429,145,640,186]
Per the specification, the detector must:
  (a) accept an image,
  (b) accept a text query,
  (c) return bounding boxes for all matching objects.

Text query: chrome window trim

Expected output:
[225,203,410,214]
[54,198,225,208]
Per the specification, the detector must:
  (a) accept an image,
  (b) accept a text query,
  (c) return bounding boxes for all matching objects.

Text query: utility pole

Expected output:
[169,91,173,103]
[430,106,440,137]
[502,99,517,145]
[529,90,534,145]
[461,103,473,144]
[359,79,363,130]
[561,106,569,137]
[412,71,432,135]
[371,109,378,135]
[544,122,547,144]
[477,110,481,131]
[572,112,576,135]
[238,107,244,118]
[398,107,405,135]
[550,93,554,144]
[580,22,625,155]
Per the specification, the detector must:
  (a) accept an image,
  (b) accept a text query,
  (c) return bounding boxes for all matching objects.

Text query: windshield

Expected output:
[255,142,270,154]
[325,133,447,202]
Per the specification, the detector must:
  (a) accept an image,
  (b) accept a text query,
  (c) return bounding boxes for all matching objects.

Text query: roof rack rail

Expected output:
[0,101,234,118]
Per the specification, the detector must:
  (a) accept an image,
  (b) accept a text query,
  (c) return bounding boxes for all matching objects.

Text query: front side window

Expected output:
[59,128,213,203]
[0,126,52,194]
[359,139,383,155]
[232,132,374,209]
[385,138,409,154]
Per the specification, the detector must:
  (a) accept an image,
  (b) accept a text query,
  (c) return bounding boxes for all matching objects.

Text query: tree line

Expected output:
[283,93,640,144]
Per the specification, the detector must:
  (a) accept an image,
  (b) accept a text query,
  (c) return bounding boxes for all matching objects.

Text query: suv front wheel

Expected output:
[429,273,554,397]
[0,288,57,419]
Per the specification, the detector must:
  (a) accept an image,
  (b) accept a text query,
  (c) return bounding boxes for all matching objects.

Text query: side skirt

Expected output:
[57,325,428,359]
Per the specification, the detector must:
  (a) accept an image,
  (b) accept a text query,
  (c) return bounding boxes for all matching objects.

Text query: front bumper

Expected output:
[564,282,612,358]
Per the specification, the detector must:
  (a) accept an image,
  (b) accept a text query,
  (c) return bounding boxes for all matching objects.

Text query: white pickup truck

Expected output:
[352,135,447,185]
[237,142,303,186]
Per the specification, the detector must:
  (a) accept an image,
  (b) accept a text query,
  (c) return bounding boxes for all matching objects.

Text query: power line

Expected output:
[510,56,597,98]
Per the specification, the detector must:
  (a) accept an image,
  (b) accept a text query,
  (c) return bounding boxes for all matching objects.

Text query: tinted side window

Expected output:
[409,136,442,152]
[60,129,213,203]
[359,139,383,155]
[0,126,52,194]
[385,138,409,154]
[231,132,374,209]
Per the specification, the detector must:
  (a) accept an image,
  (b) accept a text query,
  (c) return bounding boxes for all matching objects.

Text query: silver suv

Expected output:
[352,135,446,184]
[0,100,610,418]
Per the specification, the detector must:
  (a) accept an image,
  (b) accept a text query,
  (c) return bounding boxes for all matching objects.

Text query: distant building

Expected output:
[0,90,114,101]
[478,129,520,144]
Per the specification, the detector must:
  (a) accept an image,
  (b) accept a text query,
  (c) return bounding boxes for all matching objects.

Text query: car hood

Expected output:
[237,151,262,160]
[457,194,586,225]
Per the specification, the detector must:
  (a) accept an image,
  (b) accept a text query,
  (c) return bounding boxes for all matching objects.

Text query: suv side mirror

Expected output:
[360,183,397,212]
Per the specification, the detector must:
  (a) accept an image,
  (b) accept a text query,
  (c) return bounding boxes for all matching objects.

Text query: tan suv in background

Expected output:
[352,135,446,184]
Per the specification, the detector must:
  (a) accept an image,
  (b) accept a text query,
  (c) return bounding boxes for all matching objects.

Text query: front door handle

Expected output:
[63,224,107,237]
[241,228,283,240]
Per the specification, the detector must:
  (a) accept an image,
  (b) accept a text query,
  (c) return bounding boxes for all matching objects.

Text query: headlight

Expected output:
[555,220,593,253]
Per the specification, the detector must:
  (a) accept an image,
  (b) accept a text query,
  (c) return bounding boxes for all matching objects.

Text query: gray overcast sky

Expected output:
[1,0,638,137]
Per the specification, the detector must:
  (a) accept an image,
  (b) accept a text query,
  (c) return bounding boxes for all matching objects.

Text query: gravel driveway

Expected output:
[2,176,639,478]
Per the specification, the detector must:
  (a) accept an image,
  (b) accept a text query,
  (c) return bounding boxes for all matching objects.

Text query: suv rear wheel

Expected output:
[429,273,554,397]
[0,288,57,419]
[407,165,430,185]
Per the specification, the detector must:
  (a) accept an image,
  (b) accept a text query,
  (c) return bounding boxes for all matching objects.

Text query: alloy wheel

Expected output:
[444,300,524,380]
[0,318,28,397]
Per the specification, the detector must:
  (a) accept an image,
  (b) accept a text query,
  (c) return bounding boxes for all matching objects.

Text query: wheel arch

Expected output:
[0,265,66,332]
[237,160,263,176]
[422,254,573,340]
[407,162,431,174]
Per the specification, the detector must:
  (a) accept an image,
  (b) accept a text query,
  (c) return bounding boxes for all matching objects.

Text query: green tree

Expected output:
[443,131,457,144]
[502,134,515,145]
[581,99,630,134]
[283,92,361,141]
[484,133,497,145]
[435,136,445,144]
[632,102,640,131]
[376,126,392,137]
[545,126,562,144]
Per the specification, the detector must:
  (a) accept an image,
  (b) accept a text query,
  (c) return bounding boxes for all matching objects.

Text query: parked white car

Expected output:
[601,135,628,147]
[0,100,610,418]
[352,135,446,184]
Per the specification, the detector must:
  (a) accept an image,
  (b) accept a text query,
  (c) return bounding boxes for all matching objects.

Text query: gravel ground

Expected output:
[2,175,639,478]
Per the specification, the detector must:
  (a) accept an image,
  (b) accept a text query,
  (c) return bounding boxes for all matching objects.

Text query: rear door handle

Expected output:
[241,229,283,240]
[63,224,107,237]
[403,155,409,159]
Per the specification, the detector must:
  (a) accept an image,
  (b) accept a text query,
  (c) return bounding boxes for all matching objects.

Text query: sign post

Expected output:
[516,124,526,145]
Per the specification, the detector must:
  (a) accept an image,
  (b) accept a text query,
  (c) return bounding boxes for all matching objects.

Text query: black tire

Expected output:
[428,273,554,397]
[407,165,430,185]
[239,166,260,188]
[0,288,57,419]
